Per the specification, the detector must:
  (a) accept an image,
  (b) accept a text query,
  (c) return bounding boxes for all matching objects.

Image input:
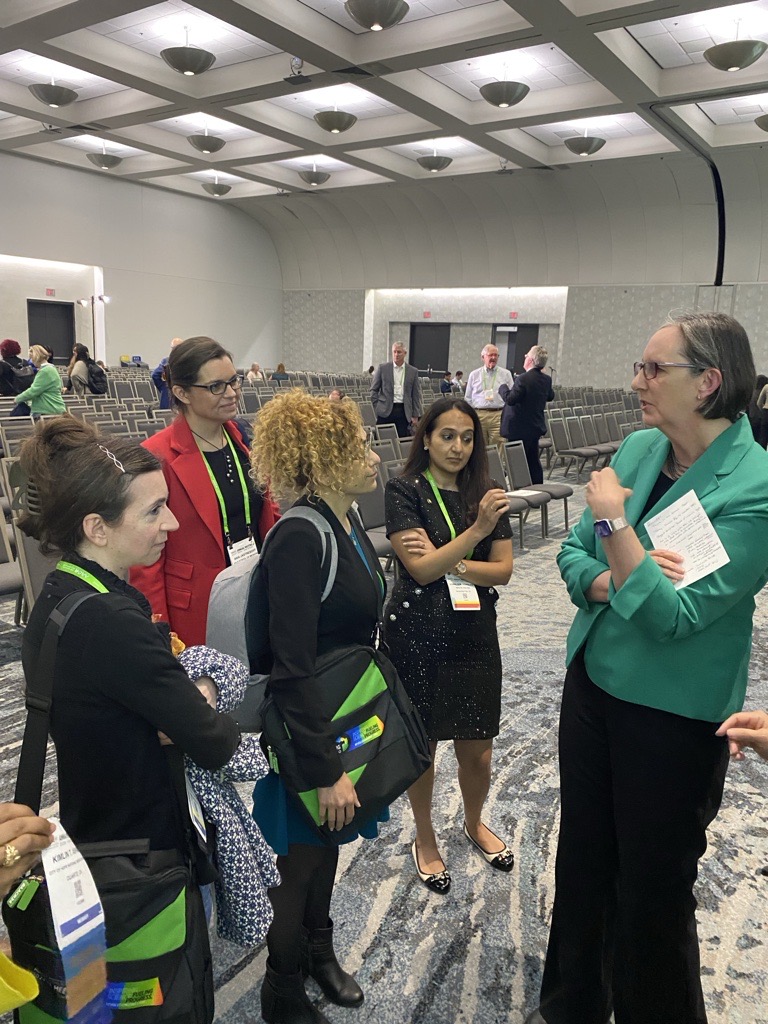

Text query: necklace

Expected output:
[191,425,236,484]
[665,447,690,479]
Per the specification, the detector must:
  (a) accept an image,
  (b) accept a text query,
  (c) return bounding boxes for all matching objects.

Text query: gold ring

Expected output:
[2,844,21,868]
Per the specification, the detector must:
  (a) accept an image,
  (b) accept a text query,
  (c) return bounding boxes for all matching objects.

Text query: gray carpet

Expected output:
[1,481,767,1024]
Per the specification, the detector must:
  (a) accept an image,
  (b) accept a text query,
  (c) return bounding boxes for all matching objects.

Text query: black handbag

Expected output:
[260,643,431,846]
[2,591,203,1023]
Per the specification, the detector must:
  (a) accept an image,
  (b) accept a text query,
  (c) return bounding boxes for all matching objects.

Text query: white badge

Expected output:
[185,774,208,844]
[445,575,481,611]
[42,819,105,950]
[484,389,495,403]
[228,536,258,567]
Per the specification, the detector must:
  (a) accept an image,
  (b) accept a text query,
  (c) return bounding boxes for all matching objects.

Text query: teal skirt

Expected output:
[252,771,389,855]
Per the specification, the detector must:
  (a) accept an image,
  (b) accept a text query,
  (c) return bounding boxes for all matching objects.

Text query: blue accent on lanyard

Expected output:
[350,524,384,597]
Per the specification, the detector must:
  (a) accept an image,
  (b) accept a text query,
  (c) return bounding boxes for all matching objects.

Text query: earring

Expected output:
[423,445,428,450]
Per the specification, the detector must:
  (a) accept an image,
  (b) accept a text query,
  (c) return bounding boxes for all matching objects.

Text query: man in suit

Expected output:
[152,336,182,409]
[499,345,555,483]
[464,344,513,447]
[370,342,423,436]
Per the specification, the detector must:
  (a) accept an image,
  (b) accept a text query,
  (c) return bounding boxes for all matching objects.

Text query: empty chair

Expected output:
[354,468,393,565]
[382,459,405,482]
[1,458,55,621]
[547,419,599,481]
[488,445,550,538]
[485,445,538,545]
[579,416,615,461]
[371,439,397,464]
[241,391,261,415]
[375,423,401,458]
[398,437,414,461]
[592,413,621,454]
[504,441,572,531]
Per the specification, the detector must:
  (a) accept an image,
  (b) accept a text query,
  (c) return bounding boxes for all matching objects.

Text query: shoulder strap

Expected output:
[265,506,339,601]
[15,591,98,811]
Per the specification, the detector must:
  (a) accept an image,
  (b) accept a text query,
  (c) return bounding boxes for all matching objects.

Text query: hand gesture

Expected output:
[475,488,512,537]
[317,773,361,831]
[586,467,633,520]
[0,803,55,898]
[648,549,684,583]
[716,710,768,761]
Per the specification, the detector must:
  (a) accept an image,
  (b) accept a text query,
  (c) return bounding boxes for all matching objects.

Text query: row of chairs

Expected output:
[546,411,642,481]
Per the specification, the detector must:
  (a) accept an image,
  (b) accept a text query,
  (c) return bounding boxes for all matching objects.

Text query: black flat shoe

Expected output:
[463,822,514,872]
[411,840,451,894]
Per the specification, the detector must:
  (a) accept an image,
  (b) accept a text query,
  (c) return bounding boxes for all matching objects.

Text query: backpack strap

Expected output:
[15,591,98,812]
[264,506,338,601]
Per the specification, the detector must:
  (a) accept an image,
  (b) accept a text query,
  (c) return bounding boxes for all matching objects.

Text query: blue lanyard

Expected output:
[350,525,384,597]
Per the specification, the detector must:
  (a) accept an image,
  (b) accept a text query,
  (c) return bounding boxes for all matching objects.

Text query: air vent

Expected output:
[586,4,678,27]
[333,65,374,77]
[66,122,111,132]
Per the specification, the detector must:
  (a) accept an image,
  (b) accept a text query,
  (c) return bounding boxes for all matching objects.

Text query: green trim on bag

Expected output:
[331,660,387,721]
[105,887,186,963]
[18,1001,63,1024]
[298,765,368,826]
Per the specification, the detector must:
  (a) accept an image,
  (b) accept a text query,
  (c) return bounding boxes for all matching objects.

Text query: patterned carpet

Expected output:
[1,479,766,1024]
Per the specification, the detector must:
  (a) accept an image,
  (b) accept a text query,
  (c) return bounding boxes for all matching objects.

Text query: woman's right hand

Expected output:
[474,488,512,537]
[0,804,55,898]
[317,773,361,831]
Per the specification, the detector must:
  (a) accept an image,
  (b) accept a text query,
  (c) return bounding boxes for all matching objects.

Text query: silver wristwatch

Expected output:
[593,516,629,539]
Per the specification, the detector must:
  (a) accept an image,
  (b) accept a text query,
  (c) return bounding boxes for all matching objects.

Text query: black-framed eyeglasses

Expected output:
[633,360,702,381]
[188,373,244,396]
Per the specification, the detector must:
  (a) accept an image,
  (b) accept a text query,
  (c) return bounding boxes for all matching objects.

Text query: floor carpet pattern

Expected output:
[0,480,766,1023]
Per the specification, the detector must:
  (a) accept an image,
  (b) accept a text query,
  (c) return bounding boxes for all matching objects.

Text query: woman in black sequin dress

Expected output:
[384,397,514,894]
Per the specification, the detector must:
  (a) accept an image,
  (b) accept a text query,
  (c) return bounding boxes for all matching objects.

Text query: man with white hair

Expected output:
[464,344,513,447]
[370,342,423,436]
[500,345,555,483]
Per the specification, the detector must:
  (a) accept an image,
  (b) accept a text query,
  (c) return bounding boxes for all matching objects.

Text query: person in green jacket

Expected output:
[533,312,768,1024]
[14,345,65,417]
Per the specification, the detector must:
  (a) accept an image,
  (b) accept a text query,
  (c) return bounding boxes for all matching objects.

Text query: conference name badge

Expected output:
[445,575,481,611]
[228,536,258,567]
[484,389,495,402]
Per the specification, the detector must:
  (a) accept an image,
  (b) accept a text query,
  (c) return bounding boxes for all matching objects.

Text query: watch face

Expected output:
[594,520,611,538]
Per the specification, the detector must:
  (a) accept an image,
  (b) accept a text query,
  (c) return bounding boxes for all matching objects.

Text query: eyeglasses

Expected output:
[633,361,702,381]
[188,373,244,396]
[363,427,375,453]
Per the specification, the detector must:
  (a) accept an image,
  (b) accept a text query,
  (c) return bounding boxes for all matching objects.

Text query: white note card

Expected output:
[644,490,730,590]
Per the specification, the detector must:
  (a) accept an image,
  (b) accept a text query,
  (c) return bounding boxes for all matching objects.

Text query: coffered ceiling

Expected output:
[2,0,768,208]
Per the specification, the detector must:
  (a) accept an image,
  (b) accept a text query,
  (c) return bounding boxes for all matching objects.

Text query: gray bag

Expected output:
[205,506,338,732]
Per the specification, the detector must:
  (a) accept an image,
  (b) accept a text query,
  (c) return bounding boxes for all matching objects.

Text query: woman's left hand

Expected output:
[400,528,436,559]
[586,467,633,520]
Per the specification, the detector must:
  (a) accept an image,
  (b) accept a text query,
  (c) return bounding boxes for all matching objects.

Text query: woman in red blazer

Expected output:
[131,337,280,645]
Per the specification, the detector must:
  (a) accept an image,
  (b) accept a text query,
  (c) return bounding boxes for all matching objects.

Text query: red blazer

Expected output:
[130,416,280,645]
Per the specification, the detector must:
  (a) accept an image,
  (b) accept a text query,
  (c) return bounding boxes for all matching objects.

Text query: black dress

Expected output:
[383,475,512,740]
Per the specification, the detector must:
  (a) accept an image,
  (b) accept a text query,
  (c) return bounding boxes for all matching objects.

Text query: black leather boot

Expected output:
[302,919,364,1007]
[260,960,332,1024]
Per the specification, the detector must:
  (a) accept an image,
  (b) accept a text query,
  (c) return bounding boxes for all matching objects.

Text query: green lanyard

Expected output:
[56,560,109,593]
[423,470,474,559]
[481,368,498,391]
[200,431,252,546]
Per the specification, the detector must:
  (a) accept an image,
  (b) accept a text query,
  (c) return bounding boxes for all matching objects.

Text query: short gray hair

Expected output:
[667,311,755,422]
[481,345,499,356]
[529,346,548,368]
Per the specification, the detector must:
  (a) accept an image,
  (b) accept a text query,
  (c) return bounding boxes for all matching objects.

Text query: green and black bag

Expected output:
[2,591,206,1023]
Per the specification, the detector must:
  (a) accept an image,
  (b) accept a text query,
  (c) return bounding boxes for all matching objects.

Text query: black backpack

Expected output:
[12,363,34,394]
[86,361,108,395]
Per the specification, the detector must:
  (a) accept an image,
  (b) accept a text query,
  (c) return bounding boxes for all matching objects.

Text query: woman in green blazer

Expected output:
[535,312,768,1024]
[14,345,65,417]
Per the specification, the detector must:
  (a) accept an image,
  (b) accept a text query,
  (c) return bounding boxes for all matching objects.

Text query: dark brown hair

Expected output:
[400,397,492,525]
[167,336,231,411]
[17,417,160,555]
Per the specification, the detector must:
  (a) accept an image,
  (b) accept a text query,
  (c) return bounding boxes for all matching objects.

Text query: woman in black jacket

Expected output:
[18,417,241,1024]
[250,390,385,1024]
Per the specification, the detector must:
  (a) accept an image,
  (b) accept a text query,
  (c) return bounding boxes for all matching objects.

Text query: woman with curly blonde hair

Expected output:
[250,390,385,1024]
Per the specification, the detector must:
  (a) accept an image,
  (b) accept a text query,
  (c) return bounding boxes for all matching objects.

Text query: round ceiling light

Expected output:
[299,169,331,186]
[188,133,226,154]
[161,45,216,76]
[417,154,452,172]
[86,153,122,170]
[344,0,409,31]
[755,113,768,131]
[703,39,767,72]
[202,182,231,197]
[314,110,358,134]
[564,135,606,157]
[28,83,78,108]
[479,81,530,109]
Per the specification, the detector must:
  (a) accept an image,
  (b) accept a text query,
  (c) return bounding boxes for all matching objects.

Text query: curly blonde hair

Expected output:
[250,389,367,500]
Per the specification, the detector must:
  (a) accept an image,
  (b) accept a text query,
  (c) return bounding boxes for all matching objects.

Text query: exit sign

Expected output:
[45,288,55,297]
[509,311,518,319]
[423,311,431,318]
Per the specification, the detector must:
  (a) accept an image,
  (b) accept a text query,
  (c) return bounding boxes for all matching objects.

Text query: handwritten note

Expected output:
[644,490,730,590]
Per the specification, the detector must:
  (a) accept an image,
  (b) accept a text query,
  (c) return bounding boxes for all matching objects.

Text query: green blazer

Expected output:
[16,363,66,416]
[558,415,768,721]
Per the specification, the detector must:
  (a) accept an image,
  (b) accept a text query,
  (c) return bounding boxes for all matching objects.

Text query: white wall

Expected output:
[281,290,365,372]
[0,254,95,353]
[0,152,283,369]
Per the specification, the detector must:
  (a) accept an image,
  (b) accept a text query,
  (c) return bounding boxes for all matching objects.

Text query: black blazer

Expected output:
[499,367,554,439]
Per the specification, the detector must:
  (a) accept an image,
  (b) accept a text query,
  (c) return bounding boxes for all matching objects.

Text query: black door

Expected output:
[409,323,450,373]
[494,324,539,374]
[27,300,76,363]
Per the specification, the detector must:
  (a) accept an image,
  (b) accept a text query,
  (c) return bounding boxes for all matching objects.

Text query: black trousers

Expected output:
[540,651,729,1024]
[377,402,410,437]
[503,430,544,483]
